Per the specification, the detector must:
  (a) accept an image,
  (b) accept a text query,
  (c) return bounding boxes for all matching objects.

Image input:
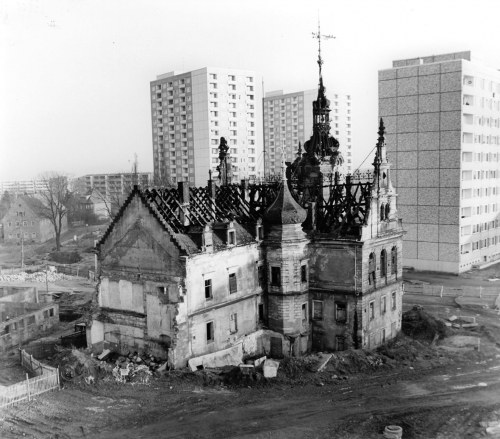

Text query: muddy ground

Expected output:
[1,291,500,438]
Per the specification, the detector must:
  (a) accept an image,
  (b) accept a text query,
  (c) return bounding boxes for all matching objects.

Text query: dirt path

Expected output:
[1,358,499,439]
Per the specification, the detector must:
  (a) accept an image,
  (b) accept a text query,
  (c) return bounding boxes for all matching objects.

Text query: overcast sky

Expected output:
[1,0,500,181]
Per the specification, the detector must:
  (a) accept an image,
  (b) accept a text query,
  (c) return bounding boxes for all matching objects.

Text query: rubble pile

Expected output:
[108,352,168,384]
[0,271,78,283]
[51,348,112,382]
[402,305,449,341]
[51,348,169,385]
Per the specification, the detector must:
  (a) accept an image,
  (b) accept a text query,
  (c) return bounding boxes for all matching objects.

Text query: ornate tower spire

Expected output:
[216,137,232,186]
[306,22,338,162]
[372,118,394,194]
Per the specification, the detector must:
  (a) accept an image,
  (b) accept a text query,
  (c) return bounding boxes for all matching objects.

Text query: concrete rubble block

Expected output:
[97,349,111,361]
[461,316,476,323]
[188,343,243,371]
[451,324,461,328]
[315,353,333,373]
[462,323,479,328]
[448,315,457,321]
[263,359,280,378]
[445,322,452,327]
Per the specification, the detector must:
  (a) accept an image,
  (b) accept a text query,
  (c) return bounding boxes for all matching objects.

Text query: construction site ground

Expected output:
[1,290,500,438]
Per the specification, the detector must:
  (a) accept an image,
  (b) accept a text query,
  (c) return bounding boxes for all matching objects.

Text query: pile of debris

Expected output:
[51,347,112,382]
[0,271,78,283]
[51,348,169,385]
[102,351,168,384]
[402,305,449,341]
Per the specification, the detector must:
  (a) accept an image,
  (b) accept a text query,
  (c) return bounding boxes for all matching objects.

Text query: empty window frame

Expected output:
[381,295,387,314]
[369,301,375,320]
[368,253,376,284]
[380,249,387,277]
[271,266,281,286]
[301,303,308,324]
[336,336,346,351]
[335,302,347,322]
[301,264,307,283]
[257,264,265,287]
[230,313,238,334]
[229,273,237,294]
[258,303,265,322]
[206,321,214,343]
[205,278,213,300]
[391,292,397,310]
[312,300,323,321]
[391,246,397,275]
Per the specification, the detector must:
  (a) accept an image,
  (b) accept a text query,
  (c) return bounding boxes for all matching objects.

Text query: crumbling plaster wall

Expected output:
[310,290,357,351]
[177,244,263,365]
[91,194,185,362]
[358,282,403,349]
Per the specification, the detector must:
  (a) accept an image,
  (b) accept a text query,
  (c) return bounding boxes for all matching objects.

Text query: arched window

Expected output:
[391,246,397,275]
[380,204,385,221]
[385,203,390,220]
[380,249,387,277]
[368,252,375,285]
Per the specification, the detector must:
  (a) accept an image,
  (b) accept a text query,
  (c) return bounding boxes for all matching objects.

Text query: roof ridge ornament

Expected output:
[312,18,335,98]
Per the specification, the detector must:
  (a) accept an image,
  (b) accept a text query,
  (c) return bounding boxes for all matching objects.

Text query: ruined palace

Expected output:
[87,52,405,369]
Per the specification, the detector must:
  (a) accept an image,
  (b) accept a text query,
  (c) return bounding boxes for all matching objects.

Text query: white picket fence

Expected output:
[0,349,60,409]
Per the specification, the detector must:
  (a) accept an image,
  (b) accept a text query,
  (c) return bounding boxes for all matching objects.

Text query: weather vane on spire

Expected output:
[312,19,335,79]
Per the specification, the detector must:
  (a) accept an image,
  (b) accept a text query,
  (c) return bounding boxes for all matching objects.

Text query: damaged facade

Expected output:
[87,53,405,369]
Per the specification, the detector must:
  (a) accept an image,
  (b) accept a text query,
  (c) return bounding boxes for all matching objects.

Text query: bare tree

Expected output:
[33,172,71,251]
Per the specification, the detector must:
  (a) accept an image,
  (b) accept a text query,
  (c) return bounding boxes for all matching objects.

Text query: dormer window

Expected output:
[228,230,236,245]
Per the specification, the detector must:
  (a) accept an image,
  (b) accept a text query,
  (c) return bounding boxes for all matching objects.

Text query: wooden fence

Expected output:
[23,341,59,360]
[404,283,500,298]
[0,349,60,409]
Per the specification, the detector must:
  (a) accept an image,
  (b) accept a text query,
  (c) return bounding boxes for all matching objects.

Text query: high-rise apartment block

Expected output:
[379,51,500,273]
[263,89,353,175]
[0,180,49,196]
[150,68,262,186]
[77,173,153,198]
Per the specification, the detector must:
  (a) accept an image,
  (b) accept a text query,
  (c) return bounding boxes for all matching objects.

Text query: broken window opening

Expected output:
[230,313,238,334]
[336,336,346,351]
[258,303,265,322]
[229,273,237,294]
[228,230,236,245]
[271,266,281,286]
[301,303,308,324]
[381,295,387,314]
[380,203,385,221]
[368,253,376,285]
[206,321,214,343]
[257,265,265,287]
[301,264,307,283]
[335,302,346,322]
[391,246,397,275]
[369,301,375,320]
[380,249,387,278]
[391,291,397,310]
[312,300,323,321]
[205,279,212,300]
